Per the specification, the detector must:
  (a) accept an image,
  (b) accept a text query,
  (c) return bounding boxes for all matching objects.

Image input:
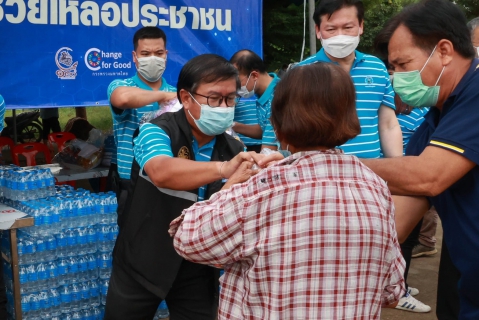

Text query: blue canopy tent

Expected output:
[0,0,263,142]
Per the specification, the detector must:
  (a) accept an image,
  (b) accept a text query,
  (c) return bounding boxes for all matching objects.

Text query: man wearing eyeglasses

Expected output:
[104,54,257,320]
[229,49,279,151]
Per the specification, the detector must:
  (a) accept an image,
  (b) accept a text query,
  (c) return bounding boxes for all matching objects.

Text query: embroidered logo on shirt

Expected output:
[178,146,190,159]
[364,76,374,86]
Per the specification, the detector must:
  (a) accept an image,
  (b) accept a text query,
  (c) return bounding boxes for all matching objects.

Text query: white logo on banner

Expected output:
[55,47,78,80]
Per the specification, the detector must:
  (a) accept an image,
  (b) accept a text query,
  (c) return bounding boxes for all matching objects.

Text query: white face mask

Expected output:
[238,73,256,98]
[475,46,479,58]
[320,30,361,59]
[136,54,166,82]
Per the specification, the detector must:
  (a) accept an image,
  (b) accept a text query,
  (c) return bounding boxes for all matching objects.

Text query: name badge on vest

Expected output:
[178,146,190,159]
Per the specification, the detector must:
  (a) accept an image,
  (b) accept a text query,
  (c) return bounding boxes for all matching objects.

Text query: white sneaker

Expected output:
[395,292,431,313]
[407,287,419,296]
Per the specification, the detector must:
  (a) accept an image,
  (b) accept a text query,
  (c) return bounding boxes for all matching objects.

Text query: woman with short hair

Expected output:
[170,63,405,320]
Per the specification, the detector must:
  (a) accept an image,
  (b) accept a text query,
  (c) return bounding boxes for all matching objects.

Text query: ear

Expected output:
[315,24,321,40]
[437,39,454,66]
[179,89,192,110]
[132,51,137,63]
[251,70,260,81]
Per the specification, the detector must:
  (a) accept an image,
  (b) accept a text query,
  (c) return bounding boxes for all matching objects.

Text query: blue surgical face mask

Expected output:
[187,93,235,136]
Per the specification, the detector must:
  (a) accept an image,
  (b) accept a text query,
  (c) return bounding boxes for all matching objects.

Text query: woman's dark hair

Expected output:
[374,0,475,59]
[133,27,167,50]
[313,0,364,27]
[271,63,360,149]
[177,54,240,103]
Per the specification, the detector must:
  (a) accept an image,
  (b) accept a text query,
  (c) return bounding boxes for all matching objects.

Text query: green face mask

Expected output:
[393,45,445,108]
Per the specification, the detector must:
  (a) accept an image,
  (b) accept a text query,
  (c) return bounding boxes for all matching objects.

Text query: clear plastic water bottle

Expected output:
[86,226,97,254]
[70,283,81,312]
[49,287,62,317]
[29,293,42,319]
[81,308,92,319]
[65,229,77,257]
[91,306,102,320]
[19,265,29,292]
[109,224,119,251]
[98,252,112,280]
[36,262,49,291]
[60,284,72,314]
[21,293,30,315]
[35,236,47,263]
[100,279,109,305]
[57,258,69,286]
[56,232,68,258]
[67,256,79,283]
[77,255,89,282]
[89,280,100,307]
[44,234,57,261]
[97,225,110,252]
[86,254,98,280]
[39,290,51,319]
[47,261,58,288]
[79,281,90,310]
[26,264,38,293]
[155,300,169,319]
[71,310,82,320]
[23,237,36,264]
[17,239,26,265]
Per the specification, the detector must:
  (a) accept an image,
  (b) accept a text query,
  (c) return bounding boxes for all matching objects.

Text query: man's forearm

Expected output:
[233,123,262,139]
[110,87,172,110]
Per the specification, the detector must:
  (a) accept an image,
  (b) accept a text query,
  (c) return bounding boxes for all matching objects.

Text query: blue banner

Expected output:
[0,0,262,109]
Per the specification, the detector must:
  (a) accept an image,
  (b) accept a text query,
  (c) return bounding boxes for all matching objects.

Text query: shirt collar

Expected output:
[133,73,167,91]
[314,48,365,68]
[447,58,479,100]
[257,73,280,106]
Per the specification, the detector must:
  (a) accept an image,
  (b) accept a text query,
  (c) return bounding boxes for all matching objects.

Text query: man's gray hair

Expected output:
[467,17,479,33]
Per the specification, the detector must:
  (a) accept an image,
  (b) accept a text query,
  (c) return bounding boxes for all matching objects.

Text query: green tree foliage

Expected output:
[453,0,479,20]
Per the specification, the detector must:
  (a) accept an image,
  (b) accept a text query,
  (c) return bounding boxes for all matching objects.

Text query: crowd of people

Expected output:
[1,0,478,319]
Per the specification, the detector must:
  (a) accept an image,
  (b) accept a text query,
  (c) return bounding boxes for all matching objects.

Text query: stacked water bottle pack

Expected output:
[0,164,119,320]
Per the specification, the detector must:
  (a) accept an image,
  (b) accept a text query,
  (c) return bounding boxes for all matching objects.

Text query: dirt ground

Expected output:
[381,220,442,320]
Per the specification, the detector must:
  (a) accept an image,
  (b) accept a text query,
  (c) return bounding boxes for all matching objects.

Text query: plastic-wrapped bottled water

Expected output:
[36,263,49,291]
[24,237,37,264]
[97,225,110,252]
[57,258,69,286]
[71,310,82,320]
[35,236,47,263]
[67,256,79,283]
[26,264,38,293]
[55,232,68,258]
[76,227,88,255]
[77,255,89,281]
[49,287,62,317]
[21,293,30,315]
[109,224,119,251]
[87,254,98,280]
[100,279,109,305]
[86,226,97,254]
[65,229,77,257]
[39,290,51,318]
[98,252,112,280]
[70,283,81,312]
[91,306,102,320]
[44,234,57,261]
[89,280,100,307]
[47,261,58,288]
[19,266,29,291]
[60,284,72,313]
[154,300,170,319]
[29,293,42,319]
[79,281,90,310]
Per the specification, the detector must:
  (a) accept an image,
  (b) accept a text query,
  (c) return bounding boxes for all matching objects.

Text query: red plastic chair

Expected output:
[48,132,76,152]
[11,143,52,167]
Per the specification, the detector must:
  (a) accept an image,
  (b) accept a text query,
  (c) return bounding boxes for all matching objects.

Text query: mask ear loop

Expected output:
[420,45,438,73]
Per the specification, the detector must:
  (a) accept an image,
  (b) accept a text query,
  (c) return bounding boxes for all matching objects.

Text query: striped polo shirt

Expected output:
[0,95,5,132]
[234,99,262,147]
[298,49,396,158]
[107,74,176,179]
[133,122,216,201]
[397,107,430,154]
[256,73,280,147]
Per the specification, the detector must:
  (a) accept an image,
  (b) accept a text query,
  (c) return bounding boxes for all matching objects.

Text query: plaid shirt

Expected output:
[173,150,405,320]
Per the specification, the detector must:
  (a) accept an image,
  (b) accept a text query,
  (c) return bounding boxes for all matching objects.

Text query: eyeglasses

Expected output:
[191,92,239,108]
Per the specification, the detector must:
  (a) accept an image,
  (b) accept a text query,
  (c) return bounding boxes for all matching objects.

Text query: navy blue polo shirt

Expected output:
[406,59,479,320]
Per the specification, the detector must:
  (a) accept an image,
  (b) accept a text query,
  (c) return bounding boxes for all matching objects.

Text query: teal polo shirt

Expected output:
[298,49,396,158]
[234,99,262,147]
[256,73,279,147]
[0,95,5,132]
[134,122,215,201]
[107,74,176,180]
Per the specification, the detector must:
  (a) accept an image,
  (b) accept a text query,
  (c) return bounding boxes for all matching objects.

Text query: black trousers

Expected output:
[42,117,61,140]
[400,218,423,290]
[104,260,218,320]
[436,236,461,320]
